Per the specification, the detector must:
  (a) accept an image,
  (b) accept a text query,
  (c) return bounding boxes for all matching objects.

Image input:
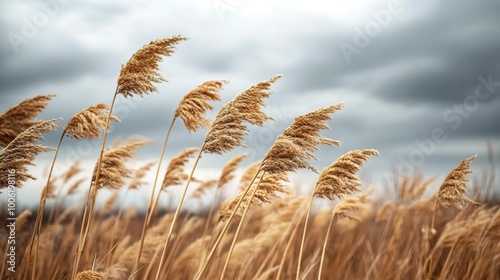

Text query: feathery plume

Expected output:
[103,191,120,214]
[74,270,106,280]
[65,104,120,140]
[128,161,155,190]
[175,80,227,133]
[117,35,187,97]
[161,148,199,189]
[219,172,288,222]
[261,104,344,174]
[238,161,262,191]
[436,155,479,209]
[333,188,374,221]
[67,177,85,195]
[91,139,151,190]
[0,94,55,147]
[313,149,379,200]
[62,160,83,182]
[0,119,58,188]
[192,179,218,198]
[218,153,247,189]
[45,178,58,199]
[203,75,280,154]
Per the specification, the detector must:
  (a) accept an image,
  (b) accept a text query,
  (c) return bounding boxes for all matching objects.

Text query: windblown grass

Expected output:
[1,36,498,280]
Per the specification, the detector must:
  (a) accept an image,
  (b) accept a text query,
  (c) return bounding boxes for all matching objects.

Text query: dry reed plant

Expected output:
[149,147,198,223]
[128,161,156,190]
[203,75,280,154]
[316,188,376,278]
[0,119,58,187]
[81,35,185,279]
[261,104,344,174]
[296,149,379,279]
[135,79,225,273]
[427,155,479,278]
[91,139,151,190]
[436,155,479,209]
[116,36,187,97]
[175,80,227,133]
[29,103,120,279]
[65,104,120,140]
[0,94,55,147]
[3,37,500,280]
[219,105,346,280]
[159,75,280,280]
[74,270,107,280]
[202,104,344,280]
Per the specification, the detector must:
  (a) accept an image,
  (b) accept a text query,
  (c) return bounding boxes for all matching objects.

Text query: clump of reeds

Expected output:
[157,75,280,280]
[135,79,226,273]
[295,149,379,279]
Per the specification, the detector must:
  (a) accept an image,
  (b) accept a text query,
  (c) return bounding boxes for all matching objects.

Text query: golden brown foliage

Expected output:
[261,104,343,174]
[0,94,55,147]
[238,161,262,191]
[175,80,226,133]
[161,147,198,189]
[219,172,288,222]
[437,155,479,209]
[128,161,155,190]
[117,35,187,97]
[65,104,120,140]
[0,119,58,188]
[203,75,280,154]
[91,139,151,190]
[74,270,107,280]
[62,160,83,182]
[313,149,379,200]
[218,153,247,189]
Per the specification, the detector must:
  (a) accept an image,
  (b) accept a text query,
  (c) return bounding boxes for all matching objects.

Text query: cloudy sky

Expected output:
[1,0,499,207]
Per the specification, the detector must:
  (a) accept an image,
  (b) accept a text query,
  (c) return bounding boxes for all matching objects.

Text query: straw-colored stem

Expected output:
[252,207,305,279]
[220,172,264,280]
[194,169,262,280]
[73,90,118,278]
[28,129,66,280]
[427,200,438,280]
[276,208,308,280]
[202,187,221,249]
[318,210,335,280]
[155,146,204,280]
[105,188,129,269]
[134,117,176,274]
[296,195,315,280]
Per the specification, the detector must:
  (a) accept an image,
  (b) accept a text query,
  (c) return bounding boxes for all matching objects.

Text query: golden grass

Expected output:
[1,36,498,280]
[0,94,55,147]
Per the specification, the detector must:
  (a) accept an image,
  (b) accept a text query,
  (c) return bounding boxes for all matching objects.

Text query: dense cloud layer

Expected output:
[1,0,499,201]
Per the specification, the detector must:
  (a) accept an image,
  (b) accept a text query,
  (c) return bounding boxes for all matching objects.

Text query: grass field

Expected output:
[1,36,499,280]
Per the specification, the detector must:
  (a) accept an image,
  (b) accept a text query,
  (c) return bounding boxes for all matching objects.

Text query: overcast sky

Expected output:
[1,0,499,208]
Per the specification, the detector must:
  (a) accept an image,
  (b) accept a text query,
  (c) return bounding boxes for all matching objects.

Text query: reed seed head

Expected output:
[0,94,55,147]
[262,104,343,174]
[175,80,226,133]
[65,103,120,140]
[162,147,199,189]
[313,149,379,200]
[117,35,187,97]
[437,155,479,209]
[203,75,280,154]
[0,119,59,188]
[92,138,151,190]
